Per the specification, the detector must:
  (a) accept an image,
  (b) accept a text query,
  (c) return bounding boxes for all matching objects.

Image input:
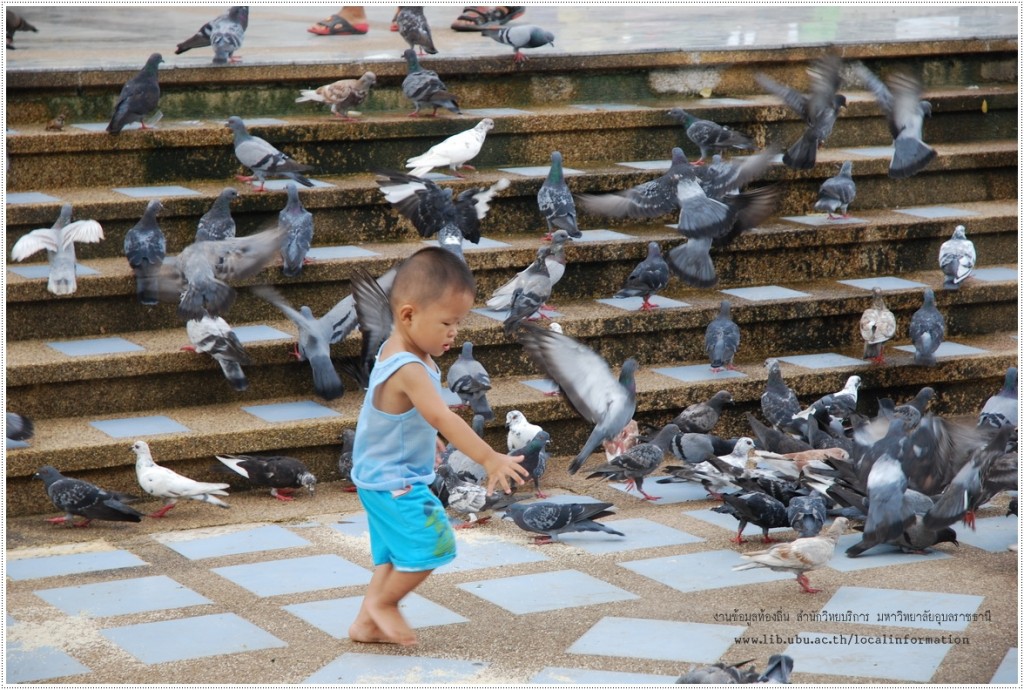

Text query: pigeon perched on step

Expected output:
[447,342,494,420]
[278,182,314,277]
[978,366,1017,429]
[195,188,238,242]
[226,115,313,192]
[482,24,554,64]
[587,424,680,501]
[666,108,757,163]
[184,313,251,391]
[733,517,848,593]
[503,500,623,544]
[746,412,812,455]
[34,465,144,527]
[107,53,164,134]
[705,300,741,372]
[672,391,733,434]
[855,64,936,179]
[216,454,317,500]
[503,257,552,335]
[614,241,669,311]
[123,199,166,305]
[715,491,789,543]
[6,8,38,49]
[756,54,846,170]
[797,375,861,422]
[132,440,230,517]
[296,71,377,120]
[908,287,945,366]
[814,160,856,218]
[860,287,897,363]
[537,151,580,238]
[401,49,461,116]
[761,358,801,431]
[176,6,249,61]
[407,119,494,178]
[11,203,104,296]
[506,410,543,452]
[487,233,569,311]
[938,224,976,290]
[337,428,356,489]
[6,412,34,442]
[511,430,550,498]
[396,6,437,55]
[787,493,828,538]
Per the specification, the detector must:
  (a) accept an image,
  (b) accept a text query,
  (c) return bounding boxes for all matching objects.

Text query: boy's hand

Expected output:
[434,438,446,467]
[484,452,529,495]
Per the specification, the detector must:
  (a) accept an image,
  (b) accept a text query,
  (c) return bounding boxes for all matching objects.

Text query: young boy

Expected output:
[349,247,528,646]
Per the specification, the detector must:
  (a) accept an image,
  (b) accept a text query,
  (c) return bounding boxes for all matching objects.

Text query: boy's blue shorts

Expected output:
[357,483,457,572]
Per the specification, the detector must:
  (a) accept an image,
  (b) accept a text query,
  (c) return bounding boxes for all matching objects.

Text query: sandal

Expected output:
[307,14,368,36]
[451,7,491,31]
[485,6,525,25]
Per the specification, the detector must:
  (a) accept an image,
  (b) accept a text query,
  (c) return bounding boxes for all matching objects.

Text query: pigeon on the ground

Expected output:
[337,428,356,490]
[860,287,897,363]
[6,412,34,442]
[787,493,828,537]
[537,151,580,238]
[184,313,251,391]
[587,424,679,501]
[503,257,552,335]
[715,491,789,543]
[503,500,623,544]
[442,414,489,487]
[107,53,163,134]
[855,65,935,179]
[6,8,38,49]
[132,440,230,517]
[506,410,543,451]
[978,366,1017,429]
[814,160,856,218]
[756,55,846,169]
[396,6,437,55]
[215,454,316,500]
[685,437,757,497]
[435,463,520,527]
[517,323,637,475]
[401,48,461,116]
[482,24,554,64]
[511,430,550,497]
[615,241,669,311]
[663,430,716,465]
[195,188,239,242]
[877,386,934,429]
[938,224,976,290]
[666,108,757,163]
[487,232,569,311]
[176,6,249,62]
[677,655,793,684]
[226,115,313,192]
[705,300,741,372]
[123,199,166,305]
[278,182,314,277]
[447,342,494,420]
[908,287,945,366]
[733,517,849,593]
[11,203,104,296]
[761,358,801,430]
[296,71,377,120]
[672,391,733,434]
[34,465,144,527]
[407,118,493,178]
[746,412,812,455]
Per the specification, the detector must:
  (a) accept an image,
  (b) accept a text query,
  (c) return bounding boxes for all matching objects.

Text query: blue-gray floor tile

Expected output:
[520,378,561,395]
[596,295,690,311]
[829,533,952,570]
[7,191,61,204]
[424,236,511,251]
[683,507,792,540]
[329,511,372,538]
[990,648,1018,683]
[841,145,896,157]
[7,549,147,581]
[458,569,638,614]
[47,336,144,356]
[304,245,379,260]
[783,630,951,681]
[113,185,202,198]
[568,616,744,663]
[781,214,867,226]
[90,414,190,438]
[531,666,677,684]
[240,117,289,126]
[572,103,653,111]
[471,307,562,322]
[463,107,533,117]
[894,341,988,358]
[894,205,979,219]
[6,438,30,449]
[241,400,341,422]
[258,178,334,190]
[436,536,550,574]
[304,652,487,684]
[154,524,310,560]
[699,97,755,106]
[778,352,865,369]
[6,640,91,683]
[558,517,703,554]
[9,263,99,279]
[73,121,147,132]
[720,285,810,301]
[511,493,606,506]
[616,159,672,170]
[574,228,635,242]
[838,276,927,291]
[283,592,468,639]
[101,613,286,664]
[971,266,1018,282]
[952,514,1018,553]
[499,165,583,177]
[620,549,791,592]
[231,324,292,343]
[654,364,747,382]
[616,479,711,504]
[821,586,983,631]
[34,575,211,618]
[212,554,371,597]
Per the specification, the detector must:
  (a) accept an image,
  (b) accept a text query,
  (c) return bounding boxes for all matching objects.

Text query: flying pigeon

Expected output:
[517,323,637,475]
[672,390,733,434]
[715,491,789,543]
[132,440,230,517]
[938,224,976,290]
[575,147,689,220]
[666,108,757,163]
[6,412,34,442]
[407,118,493,178]
[278,182,314,277]
[787,493,828,538]
[855,65,936,179]
[123,199,166,305]
[447,342,494,420]
[296,71,377,120]
[761,358,801,431]
[337,428,356,490]
[860,287,897,363]
[506,410,543,452]
[537,151,580,238]
[978,366,1017,429]
[195,188,238,242]
[226,115,313,192]
[34,465,143,527]
[401,49,461,116]
[705,300,741,371]
[503,256,552,335]
[107,53,163,134]
[733,517,849,593]
[6,8,38,49]
[756,55,846,169]
[482,24,554,64]
[487,232,569,311]
[215,454,317,500]
[908,288,945,366]
[511,430,550,498]
[348,268,397,386]
[184,313,251,391]
[10,203,104,296]
[814,161,856,218]
[586,424,679,501]
[614,241,669,311]
[176,6,249,62]
[502,500,623,544]
[396,6,437,55]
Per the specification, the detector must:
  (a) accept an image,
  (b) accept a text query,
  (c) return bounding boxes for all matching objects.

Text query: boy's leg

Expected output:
[364,567,433,646]
[348,564,392,643]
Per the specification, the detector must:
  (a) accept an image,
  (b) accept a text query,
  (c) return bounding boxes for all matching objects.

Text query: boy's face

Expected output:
[403,287,474,358]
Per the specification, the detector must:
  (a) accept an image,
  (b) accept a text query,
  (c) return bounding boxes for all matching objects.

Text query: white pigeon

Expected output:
[732,517,849,593]
[689,437,756,496]
[11,203,104,295]
[506,410,543,452]
[406,118,494,178]
[938,224,976,290]
[132,440,230,517]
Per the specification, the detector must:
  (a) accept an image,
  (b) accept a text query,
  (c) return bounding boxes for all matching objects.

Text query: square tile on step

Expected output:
[6,192,61,204]
[152,524,310,560]
[951,514,1018,553]
[241,400,341,423]
[303,245,378,261]
[463,107,533,117]
[616,159,673,171]
[471,307,562,322]
[839,275,928,291]
[7,549,147,581]
[423,236,511,251]
[699,97,755,106]
[895,205,980,219]
[781,214,867,226]
[990,648,1018,684]
[620,549,791,592]
[568,616,744,663]
[720,285,811,301]
[239,117,289,126]
[532,666,676,684]
[841,145,896,158]
[654,363,747,382]
[112,185,202,198]
[212,554,371,597]
[894,341,988,358]
[828,533,952,571]
[6,639,91,683]
[499,165,584,177]
[820,586,983,631]
[257,178,334,191]
[304,652,487,684]
[614,478,711,504]
[596,295,690,311]
[457,569,638,614]
[6,438,30,449]
[101,612,286,664]
[47,336,144,357]
[683,507,793,540]
[90,414,189,438]
[34,575,211,618]
[574,228,636,242]
[417,172,461,182]
[231,324,292,343]
[9,263,99,279]
[778,352,866,369]
[558,517,703,554]
[283,592,467,639]
[971,266,1018,282]
[783,630,950,682]
[72,121,146,132]
[521,378,560,395]
[572,103,653,111]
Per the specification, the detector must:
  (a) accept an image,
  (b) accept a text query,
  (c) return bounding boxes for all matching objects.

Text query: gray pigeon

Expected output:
[435,463,520,526]
[537,151,580,238]
[10,203,104,296]
[123,199,166,305]
[34,465,143,527]
[614,241,669,311]
[761,358,801,431]
[705,300,741,371]
[195,188,239,242]
[673,391,733,434]
[488,234,568,311]
[6,412,34,442]
[6,8,38,49]
[348,268,397,386]
[677,655,793,684]
[575,147,689,220]
[666,108,756,163]
[184,313,251,391]
[396,6,437,55]
[855,65,936,179]
[215,454,317,500]
[586,424,679,501]
[978,366,1017,429]
[924,426,1016,531]
[482,24,554,64]
[208,6,247,64]
[908,288,945,366]
[787,493,828,538]
[279,182,314,277]
[176,6,249,58]
[814,161,856,218]
[401,49,460,116]
[878,386,933,429]
[503,257,552,335]
[502,500,623,544]
[226,116,313,192]
[337,428,356,489]
[510,430,550,498]
[447,342,494,421]
[517,323,637,475]
[107,53,163,134]
[938,224,976,290]
[715,490,789,543]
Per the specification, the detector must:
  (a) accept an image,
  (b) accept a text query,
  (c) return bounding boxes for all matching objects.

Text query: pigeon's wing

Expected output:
[805,55,844,120]
[320,294,359,345]
[250,284,306,326]
[576,177,678,219]
[855,63,897,133]
[374,168,449,238]
[349,268,394,382]
[207,225,288,282]
[59,220,105,250]
[11,228,59,260]
[755,73,810,120]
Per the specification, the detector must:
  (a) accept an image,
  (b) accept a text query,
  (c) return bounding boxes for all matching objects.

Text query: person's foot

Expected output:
[348,617,393,644]
[451,6,524,31]
[366,601,418,646]
[308,12,368,35]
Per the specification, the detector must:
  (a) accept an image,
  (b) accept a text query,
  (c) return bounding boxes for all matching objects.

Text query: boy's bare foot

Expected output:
[366,601,418,646]
[348,618,393,644]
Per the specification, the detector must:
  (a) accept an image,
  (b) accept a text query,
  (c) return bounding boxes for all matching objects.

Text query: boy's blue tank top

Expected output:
[351,350,441,491]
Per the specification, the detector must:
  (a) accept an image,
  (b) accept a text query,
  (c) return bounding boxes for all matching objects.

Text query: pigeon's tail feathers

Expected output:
[310,352,344,401]
[863,340,882,360]
[286,172,314,188]
[296,89,327,103]
[175,27,211,54]
[568,427,606,475]
[580,520,626,537]
[783,130,818,170]
[667,239,717,288]
[218,359,249,391]
[731,561,762,572]
[194,493,231,509]
[215,455,250,478]
[914,350,937,367]
[889,137,936,179]
[407,165,434,179]
[7,412,34,441]
[178,279,235,321]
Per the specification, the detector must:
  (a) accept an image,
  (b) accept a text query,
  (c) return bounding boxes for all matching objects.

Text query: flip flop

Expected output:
[307,14,368,36]
[451,7,492,31]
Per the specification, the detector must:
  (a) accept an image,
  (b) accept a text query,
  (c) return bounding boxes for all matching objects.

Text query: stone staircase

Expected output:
[5,39,1017,517]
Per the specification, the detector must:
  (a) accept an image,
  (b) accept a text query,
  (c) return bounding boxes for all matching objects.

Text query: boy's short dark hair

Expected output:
[390,247,476,310]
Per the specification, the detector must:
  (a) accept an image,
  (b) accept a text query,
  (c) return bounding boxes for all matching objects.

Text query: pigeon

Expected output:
[502,501,623,544]
[6,412,34,442]
[226,115,313,192]
[734,517,848,593]
[184,313,251,391]
[337,428,356,490]
[603,418,640,463]
[34,465,144,527]
[296,71,377,120]
[614,241,669,311]
[756,55,846,169]
[506,410,543,451]
[878,386,934,429]
[215,454,317,500]
[587,424,679,501]
[176,6,249,61]
[666,108,757,163]
[672,391,733,434]
[685,437,757,497]
[444,414,490,487]
[814,161,856,218]
[908,288,945,366]
[787,493,828,537]
[401,48,461,116]
[575,147,689,220]
[107,53,163,134]
[132,440,230,517]
[511,430,551,498]
[123,199,166,305]
[798,375,861,422]
[407,118,494,178]
[46,111,68,131]
[715,491,789,543]
[447,342,494,420]
[278,182,314,277]
[487,232,569,311]
[195,188,238,242]
[938,224,976,290]
[435,463,520,527]
[855,65,936,179]
[924,426,1016,531]
[746,412,812,455]
[6,8,38,49]
[705,300,741,371]
[677,655,793,684]
[761,359,801,431]
[978,366,1017,429]
[396,6,437,55]
[482,24,555,63]
[537,151,580,238]
[348,268,397,386]
[693,149,778,204]
[10,203,104,296]
[860,287,897,363]
[503,257,552,335]
[517,323,637,475]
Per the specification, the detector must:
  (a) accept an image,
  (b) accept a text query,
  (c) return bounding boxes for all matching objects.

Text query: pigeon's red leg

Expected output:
[148,503,176,519]
[229,55,243,64]
[761,533,777,543]
[45,516,68,524]
[639,296,658,311]
[534,490,548,499]
[180,345,197,352]
[287,342,302,360]
[532,535,555,545]
[513,51,527,64]
[725,363,739,371]
[344,485,358,493]
[235,174,255,182]
[731,526,746,544]
[271,488,295,502]
[461,165,476,171]
[796,573,820,593]
[963,510,976,530]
